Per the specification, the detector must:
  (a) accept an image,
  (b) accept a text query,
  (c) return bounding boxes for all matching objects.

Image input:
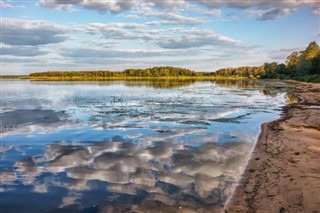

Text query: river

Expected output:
[0,79,293,213]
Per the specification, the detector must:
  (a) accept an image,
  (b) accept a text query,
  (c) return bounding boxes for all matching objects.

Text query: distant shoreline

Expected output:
[0,75,248,81]
[2,39,320,85]
[225,82,320,212]
[0,75,29,79]
[2,41,320,83]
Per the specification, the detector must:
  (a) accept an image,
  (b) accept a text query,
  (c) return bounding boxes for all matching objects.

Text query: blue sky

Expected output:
[1,0,319,74]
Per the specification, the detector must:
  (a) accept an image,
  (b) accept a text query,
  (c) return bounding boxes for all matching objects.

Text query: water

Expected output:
[0,79,292,212]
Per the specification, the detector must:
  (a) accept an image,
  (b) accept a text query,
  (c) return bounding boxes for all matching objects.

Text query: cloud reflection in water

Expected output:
[3,135,250,212]
[0,79,292,212]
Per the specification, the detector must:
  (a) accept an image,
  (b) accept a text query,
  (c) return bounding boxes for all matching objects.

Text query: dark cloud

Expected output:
[38,0,319,19]
[193,0,317,10]
[81,0,136,13]
[258,8,293,20]
[192,0,318,20]
[0,109,68,134]
[39,0,136,13]
[1,58,40,63]
[2,18,67,46]
[41,1,206,25]
[40,0,181,12]
[1,46,48,56]
[146,0,187,9]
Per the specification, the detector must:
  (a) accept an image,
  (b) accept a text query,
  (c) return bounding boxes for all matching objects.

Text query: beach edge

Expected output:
[224,82,320,213]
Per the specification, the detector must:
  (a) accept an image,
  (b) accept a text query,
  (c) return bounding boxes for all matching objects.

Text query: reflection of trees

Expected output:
[213,79,256,89]
[212,79,296,97]
[31,77,296,93]
[123,79,197,89]
[32,80,197,89]
[32,79,295,97]
[257,80,297,97]
[31,79,257,89]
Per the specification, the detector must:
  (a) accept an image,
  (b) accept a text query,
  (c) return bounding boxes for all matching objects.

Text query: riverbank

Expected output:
[225,83,320,213]
[12,76,247,81]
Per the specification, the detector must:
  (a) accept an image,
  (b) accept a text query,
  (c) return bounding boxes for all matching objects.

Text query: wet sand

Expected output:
[225,83,320,213]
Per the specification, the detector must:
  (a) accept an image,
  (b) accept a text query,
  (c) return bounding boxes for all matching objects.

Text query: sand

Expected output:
[225,83,320,213]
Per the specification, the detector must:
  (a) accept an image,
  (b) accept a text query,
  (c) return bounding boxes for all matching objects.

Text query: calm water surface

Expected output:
[0,79,292,212]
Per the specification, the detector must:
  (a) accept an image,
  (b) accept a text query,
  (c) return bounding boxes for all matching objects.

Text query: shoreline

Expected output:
[0,76,247,81]
[225,83,320,212]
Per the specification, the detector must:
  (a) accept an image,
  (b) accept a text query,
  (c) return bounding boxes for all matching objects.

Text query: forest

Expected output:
[28,41,320,82]
[215,41,320,82]
[29,66,203,79]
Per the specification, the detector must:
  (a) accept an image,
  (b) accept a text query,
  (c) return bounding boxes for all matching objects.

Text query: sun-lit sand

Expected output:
[225,83,320,212]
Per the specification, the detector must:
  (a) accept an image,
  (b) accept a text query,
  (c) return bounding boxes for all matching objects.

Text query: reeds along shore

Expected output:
[225,83,320,213]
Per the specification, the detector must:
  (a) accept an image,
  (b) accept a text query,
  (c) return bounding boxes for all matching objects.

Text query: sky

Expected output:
[1,0,319,74]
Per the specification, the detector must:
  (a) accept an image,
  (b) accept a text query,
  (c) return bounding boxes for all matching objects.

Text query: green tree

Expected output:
[310,55,320,75]
[304,41,320,61]
[286,52,299,70]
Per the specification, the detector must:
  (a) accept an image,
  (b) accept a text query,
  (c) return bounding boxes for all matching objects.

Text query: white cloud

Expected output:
[60,48,174,58]
[203,9,222,16]
[138,6,208,25]
[0,0,14,8]
[84,22,241,50]
[121,14,142,19]
[311,7,320,15]
[38,0,75,11]
[86,23,154,41]
[158,29,241,49]
[81,39,119,48]
[0,15,250,74]
[90,22,148,29]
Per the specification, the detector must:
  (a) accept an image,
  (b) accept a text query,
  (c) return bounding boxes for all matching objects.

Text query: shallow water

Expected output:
[0,79,291,212]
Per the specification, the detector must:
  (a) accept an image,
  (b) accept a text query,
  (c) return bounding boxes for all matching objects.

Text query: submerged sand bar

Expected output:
[225,83,320,213]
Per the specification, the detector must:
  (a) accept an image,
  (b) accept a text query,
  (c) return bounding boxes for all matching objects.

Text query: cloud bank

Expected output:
[2,18,67,46]
[38,0,320,19]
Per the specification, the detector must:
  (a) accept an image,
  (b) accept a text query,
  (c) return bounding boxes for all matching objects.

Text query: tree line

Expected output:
[29,66,201,78]
[214,41,320,82]
[29,41,320,82]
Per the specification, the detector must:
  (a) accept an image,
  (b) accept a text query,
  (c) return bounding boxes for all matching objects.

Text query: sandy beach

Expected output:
[225,83,320,213]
